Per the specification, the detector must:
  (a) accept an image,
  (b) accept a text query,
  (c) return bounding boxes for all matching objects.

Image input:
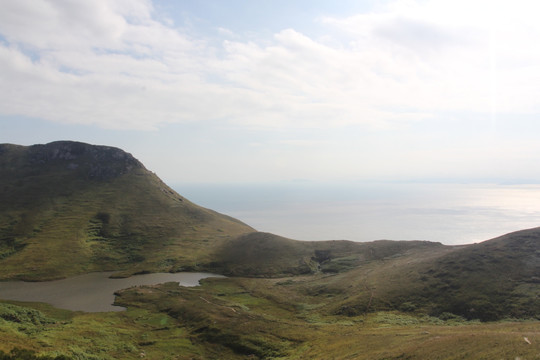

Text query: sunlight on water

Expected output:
[175,182,540,245]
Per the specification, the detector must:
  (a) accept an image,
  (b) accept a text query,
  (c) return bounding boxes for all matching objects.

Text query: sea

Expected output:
[173,182,540,246]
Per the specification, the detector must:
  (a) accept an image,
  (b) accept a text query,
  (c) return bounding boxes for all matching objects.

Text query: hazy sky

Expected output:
[2,0,540,184]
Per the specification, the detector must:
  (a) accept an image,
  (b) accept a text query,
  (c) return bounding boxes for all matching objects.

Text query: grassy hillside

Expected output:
[201,229,538,322]
[0,141,254,280]
[299,228,540,321]
[0,277,538,359]
[206,231,447,276]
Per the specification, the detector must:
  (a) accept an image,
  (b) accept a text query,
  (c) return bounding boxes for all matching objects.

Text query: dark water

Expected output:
[0,272,224,312]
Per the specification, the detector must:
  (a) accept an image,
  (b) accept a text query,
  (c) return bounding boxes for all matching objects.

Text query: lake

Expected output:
[0,272,224,312]
[174,182,540,245]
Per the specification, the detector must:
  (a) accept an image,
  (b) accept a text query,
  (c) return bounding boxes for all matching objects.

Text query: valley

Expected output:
[0,141,538,359]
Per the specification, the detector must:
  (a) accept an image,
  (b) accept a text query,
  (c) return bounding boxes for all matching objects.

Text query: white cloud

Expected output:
[0,0,127,49]
[1,0,540,132]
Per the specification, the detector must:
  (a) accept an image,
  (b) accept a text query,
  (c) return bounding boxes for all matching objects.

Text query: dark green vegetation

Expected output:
[0,280,538,359]
[0,348,69,360]
[0,141,538,359]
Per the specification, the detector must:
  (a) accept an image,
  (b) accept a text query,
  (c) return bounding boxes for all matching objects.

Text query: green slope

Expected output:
[0,141,254,280]
[204,228,538,321]
[206,231,446,276]
[297,227,540,321]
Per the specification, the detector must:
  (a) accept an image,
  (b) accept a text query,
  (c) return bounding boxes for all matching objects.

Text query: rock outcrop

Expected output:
[24,141,144,180]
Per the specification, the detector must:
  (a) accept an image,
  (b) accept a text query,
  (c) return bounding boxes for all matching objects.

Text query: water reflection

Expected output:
[0,272,224,312]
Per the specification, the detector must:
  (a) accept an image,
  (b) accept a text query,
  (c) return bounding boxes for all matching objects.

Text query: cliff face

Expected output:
[0,141,144,181]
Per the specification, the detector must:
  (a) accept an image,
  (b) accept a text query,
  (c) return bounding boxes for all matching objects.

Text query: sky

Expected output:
[1,0,540,185]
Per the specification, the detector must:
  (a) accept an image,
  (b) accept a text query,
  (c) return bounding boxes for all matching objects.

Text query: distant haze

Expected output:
[176,182,540,245]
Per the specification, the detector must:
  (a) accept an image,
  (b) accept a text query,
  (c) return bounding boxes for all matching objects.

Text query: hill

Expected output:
[304,227,539,321]
[0,141,254,280]
[206,231,447,276]
[209,228,538,321]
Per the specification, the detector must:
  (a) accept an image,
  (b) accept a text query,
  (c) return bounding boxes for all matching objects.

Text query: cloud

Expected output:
[0,0,128,49]
[1,0,540,131]
[372,17,467,53]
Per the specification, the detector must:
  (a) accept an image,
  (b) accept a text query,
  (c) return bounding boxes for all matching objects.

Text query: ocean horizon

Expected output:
[173,181,540,246]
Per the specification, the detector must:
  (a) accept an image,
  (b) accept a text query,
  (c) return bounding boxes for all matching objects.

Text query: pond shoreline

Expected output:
[0,272,224,312]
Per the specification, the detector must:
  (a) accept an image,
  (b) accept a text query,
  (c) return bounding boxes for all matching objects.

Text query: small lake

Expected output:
[0,272,224,312]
